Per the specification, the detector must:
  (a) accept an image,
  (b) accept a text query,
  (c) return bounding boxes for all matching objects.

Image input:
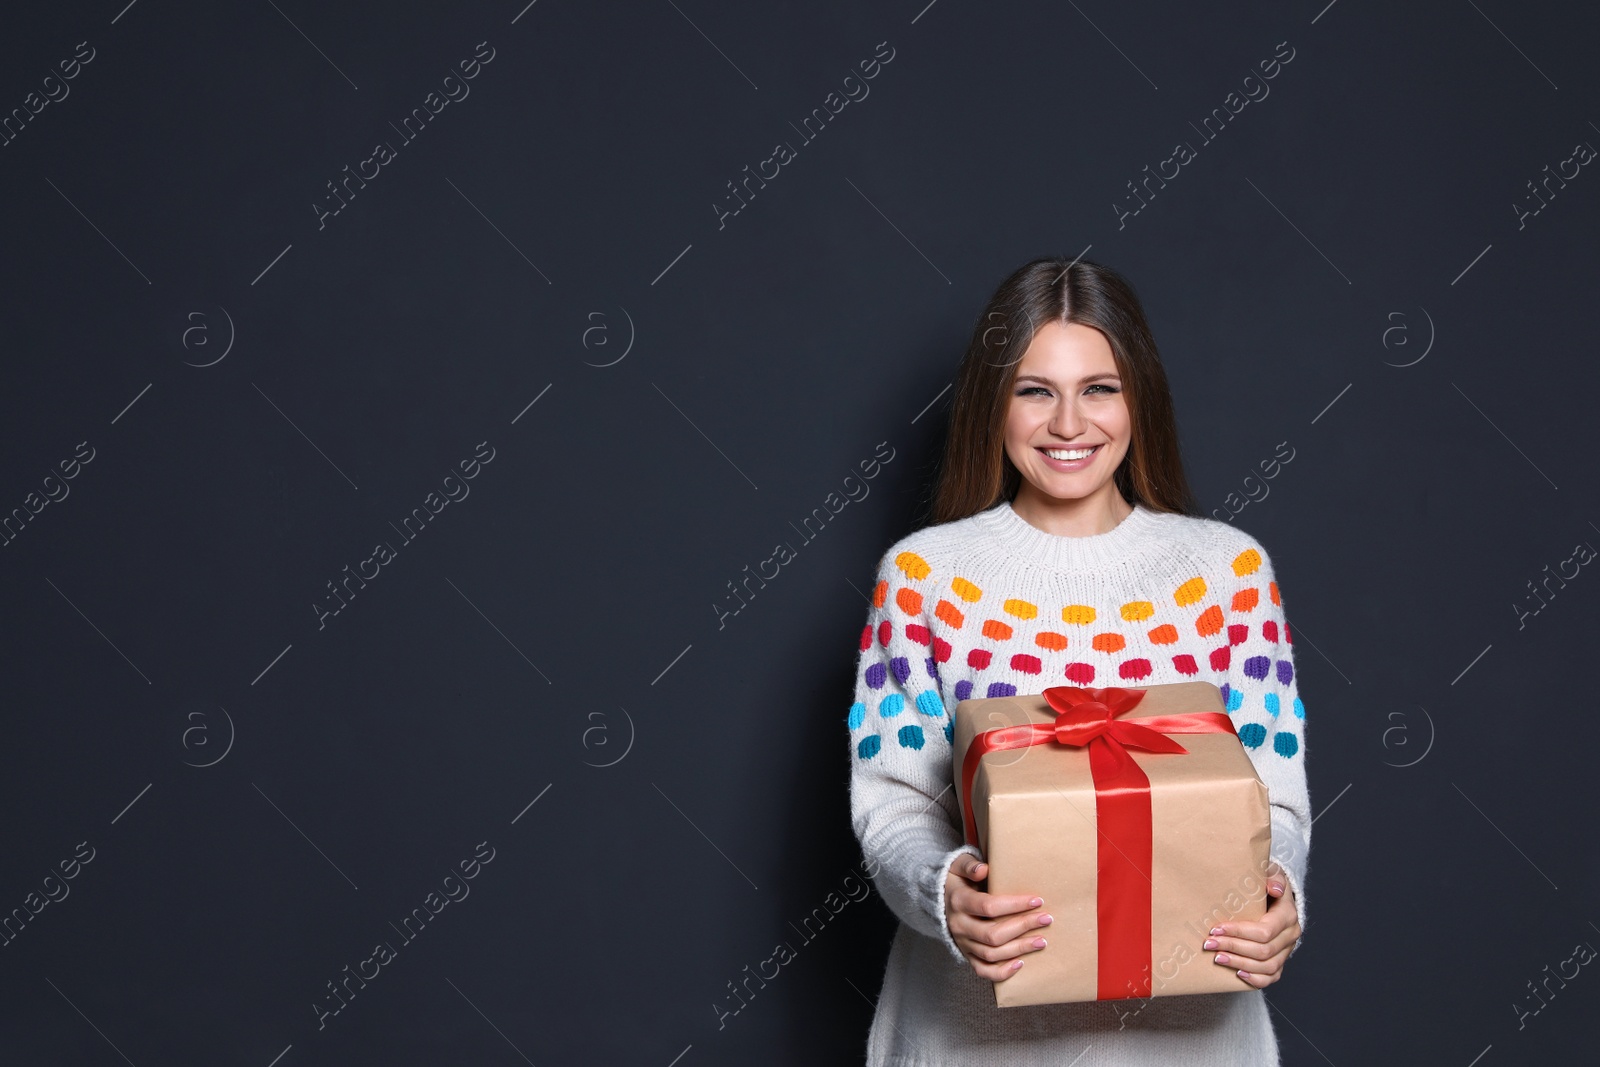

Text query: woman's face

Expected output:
[1001,320,1131,504]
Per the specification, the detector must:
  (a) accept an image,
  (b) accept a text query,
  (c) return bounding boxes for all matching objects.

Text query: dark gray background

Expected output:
[1,0,1595,1063]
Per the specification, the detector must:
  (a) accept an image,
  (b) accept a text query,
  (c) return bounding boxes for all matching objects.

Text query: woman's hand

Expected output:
[944,853,1052,980]
[1203,861,1300,988]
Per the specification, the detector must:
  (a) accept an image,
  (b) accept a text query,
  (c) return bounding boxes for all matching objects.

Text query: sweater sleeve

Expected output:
[846,550,983,967]
[1220,540,1311,955]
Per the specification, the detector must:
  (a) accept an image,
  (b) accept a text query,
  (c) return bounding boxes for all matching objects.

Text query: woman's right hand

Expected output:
[944,853,1053,980]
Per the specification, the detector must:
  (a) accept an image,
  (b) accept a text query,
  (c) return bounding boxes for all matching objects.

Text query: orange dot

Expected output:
[982,619,1013,641]
[1195,604,1223,637]
[1232,548,1262,577]
[1270,581,1281,606]
[951,577,983,602]
[1148,624,1179,645]
[1035,631,1068,651]
[1092,633,1126,653]
[872,580,887,608]
[1231,588,1260,613]
[896,587,923,616]
[1173,577,1207,607]
[935,599,965,628]
[896,551,932,580]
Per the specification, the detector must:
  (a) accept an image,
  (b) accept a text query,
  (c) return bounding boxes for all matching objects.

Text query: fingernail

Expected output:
[1269,881,1284,893]
[1031,937,1047,949]
[1237,969,1250,980]
[1209,927,1224,936]
[1214,953,1230,965]
[1028,897,1043,908]
[1011,959,1024,972]
[1037,913,1053,926]
[1203,938,1218,950]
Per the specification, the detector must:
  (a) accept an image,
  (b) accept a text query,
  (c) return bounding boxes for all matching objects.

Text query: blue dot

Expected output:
[879,693,904,718]
[1273,732,1299,758]
[857,734,881,759]
[1239,723,1267,749]
[847,702,866,729]
[897,724,925,749]
[1264,694,1280,718]
[1292,697,1306,719]
[916,691,945,718]
[1225,687,1244,713]
[944,721,954,744]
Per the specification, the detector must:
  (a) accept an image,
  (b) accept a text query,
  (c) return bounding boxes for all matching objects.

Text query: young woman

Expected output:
[846,257,1310,1065]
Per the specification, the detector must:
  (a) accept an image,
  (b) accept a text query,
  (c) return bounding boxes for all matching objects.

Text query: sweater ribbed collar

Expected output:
[974,497,1167,570]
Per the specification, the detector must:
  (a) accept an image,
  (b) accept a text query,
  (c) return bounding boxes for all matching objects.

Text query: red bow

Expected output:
[958,684,1236,999]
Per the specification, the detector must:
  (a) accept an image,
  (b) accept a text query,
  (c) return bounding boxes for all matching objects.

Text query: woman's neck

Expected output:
[1009,482,1134,538]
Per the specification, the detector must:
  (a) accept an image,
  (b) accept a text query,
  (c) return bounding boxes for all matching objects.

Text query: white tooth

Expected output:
[1044,447,1095,460]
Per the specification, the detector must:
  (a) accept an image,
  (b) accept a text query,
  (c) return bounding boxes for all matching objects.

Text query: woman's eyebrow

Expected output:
[1014,373,1121,386]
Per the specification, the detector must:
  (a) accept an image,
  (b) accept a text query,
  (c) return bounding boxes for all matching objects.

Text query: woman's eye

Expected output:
[1017,386,1050,397]
[1085,384,1120,395]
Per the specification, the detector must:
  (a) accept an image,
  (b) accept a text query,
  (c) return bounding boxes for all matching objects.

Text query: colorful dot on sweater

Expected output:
[1210,645,1231,671]
[879,620,892,647]
[872,580,887,608]
[1219,683,1232,706]
[1148,624,1178,645]
[859,624,872,651]
[1232,548,1262,577]
[905,624,932,645]
[1269,581,1281,606]
[1284,620,1293,644]
[1172,654,1198,675]
[1035,631,1068,651]
[1292,697,1306,718]
[982,619,1014,641]
[968,648,992,669]
[916,691,946,717]
[944,721,954,744]
[1243,655,1270,681]
[1003,598,1038,620]
[1010,653,1042,674]
[1092,633,1126,653]
[891,657,911,685]
[880,693,905,717]
[1065,662,1095,684]
[1174,577,1207,606]
[1276,660,1294,685]
[951,576,983,602]
[1239,723,1266,748]
[896,587,923,616]
[1062,604,1097,625]
[1195,605,1223,637]
[1228,624,1249,645]
[848,702,866,729]
[1231,588,1259,613]
[1225,687,1244,712]
[858,734,881,759]
[1264,693,1281,718]
[935,599,966,628]
[924,656,940,680]
[1263,620,1279,642]
[986,681,1018,698]
[896,551,932,580]
[1273,732,1299,758]
[955,680,974,701]
[1119,658,1152,680]
[865,663,887,690]
[1121,600,1155,621]
[933,637,952,662]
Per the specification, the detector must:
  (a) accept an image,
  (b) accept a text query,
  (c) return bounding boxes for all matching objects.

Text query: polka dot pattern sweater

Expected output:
[847,499,1310,1066]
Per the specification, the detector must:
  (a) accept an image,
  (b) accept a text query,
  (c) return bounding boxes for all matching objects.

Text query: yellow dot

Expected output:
[1173,577,1207,607]
[1232,548,1262,577]
[1002,598,1038,620]
[1120,600,1154,622]
[1061,604,1097,626]
[951,576,983,602]
[896,551,931,580]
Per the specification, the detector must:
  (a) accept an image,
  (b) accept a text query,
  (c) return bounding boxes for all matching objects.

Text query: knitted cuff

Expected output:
[1268,809,1309,956]
[931,842,984,967]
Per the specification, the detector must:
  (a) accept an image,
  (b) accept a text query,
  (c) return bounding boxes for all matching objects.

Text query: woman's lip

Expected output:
[1036,444,1101,470]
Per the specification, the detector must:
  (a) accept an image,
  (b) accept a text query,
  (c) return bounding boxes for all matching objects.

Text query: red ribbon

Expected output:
[958,685,1237,1000]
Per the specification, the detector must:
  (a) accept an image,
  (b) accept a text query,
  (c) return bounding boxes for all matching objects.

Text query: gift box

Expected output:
[950,681,1272,1008]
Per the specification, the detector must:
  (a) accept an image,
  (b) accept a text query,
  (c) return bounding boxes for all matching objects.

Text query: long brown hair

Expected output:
[927,256,1198,525]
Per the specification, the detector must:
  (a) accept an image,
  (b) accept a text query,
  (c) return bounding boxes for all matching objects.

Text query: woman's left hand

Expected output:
[1202,861,1300,988]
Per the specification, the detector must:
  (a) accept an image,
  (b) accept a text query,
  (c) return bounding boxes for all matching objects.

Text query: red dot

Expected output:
[968,648,992,670]
[1171,654,1198,676]
[1010,653,1042,675]
[905,624,932,646]
[933,637,952,663]
[1065,661,1095,684]
[1228,624,1249,646]
[1119,658,1152,680]
[878,620,892,647]
[1209,645,1231,671]
[859,624,872,651]
[1262,620,1279,643]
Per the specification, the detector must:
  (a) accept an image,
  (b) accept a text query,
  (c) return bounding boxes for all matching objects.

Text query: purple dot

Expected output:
[1219,683,1232,706]
[865,662,886,690]
[1243,655,1271,681]
[954,680,973,701]
[925,656,940,679]
[1275,659,1294,685]
[891,657,911,685]
[985,682,1017,698]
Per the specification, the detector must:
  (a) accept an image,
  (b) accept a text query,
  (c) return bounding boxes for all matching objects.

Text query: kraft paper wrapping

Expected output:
[950,681,1271,1008]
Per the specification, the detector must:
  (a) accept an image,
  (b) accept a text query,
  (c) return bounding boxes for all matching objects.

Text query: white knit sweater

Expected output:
[846,498,1311,1066]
